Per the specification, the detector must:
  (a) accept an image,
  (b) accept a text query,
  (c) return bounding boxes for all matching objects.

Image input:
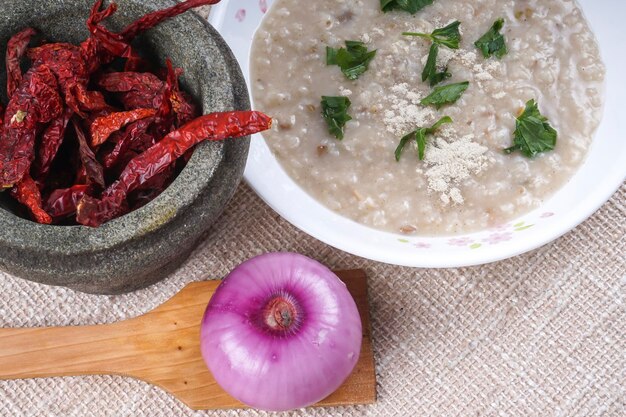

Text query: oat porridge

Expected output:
[251,0,605,235]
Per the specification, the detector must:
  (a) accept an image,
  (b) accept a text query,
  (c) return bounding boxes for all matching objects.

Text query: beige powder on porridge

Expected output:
[251,0,605,235]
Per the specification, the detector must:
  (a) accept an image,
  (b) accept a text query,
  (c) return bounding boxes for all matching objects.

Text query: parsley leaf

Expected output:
[405,22,460,86]
[429,67,452,86]
[395,131,417,162]
[422,44,452,86]
[321,96,352,140]
[475,18,508,59]
[381,0,434,14]
[326,41,377,80]
[403,21,462,49]
[505,99,557,158]
[421,81,469,109]
[395,116,453,161]
[422,43,438,82]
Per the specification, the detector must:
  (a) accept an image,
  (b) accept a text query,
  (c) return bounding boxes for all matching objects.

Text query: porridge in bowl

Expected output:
[251,0,605,235]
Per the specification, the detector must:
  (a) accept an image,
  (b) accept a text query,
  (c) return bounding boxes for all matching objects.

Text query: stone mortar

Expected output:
[0,0,250,294]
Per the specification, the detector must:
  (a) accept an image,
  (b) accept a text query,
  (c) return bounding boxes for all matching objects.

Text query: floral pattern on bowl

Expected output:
[395,216,546,251]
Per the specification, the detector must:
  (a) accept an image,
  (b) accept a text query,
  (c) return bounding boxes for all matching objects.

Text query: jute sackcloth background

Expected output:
[0,181,624,417]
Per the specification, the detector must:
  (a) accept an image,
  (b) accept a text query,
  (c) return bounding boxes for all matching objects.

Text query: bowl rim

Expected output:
[0,0,250,254]
[209,0,626,268]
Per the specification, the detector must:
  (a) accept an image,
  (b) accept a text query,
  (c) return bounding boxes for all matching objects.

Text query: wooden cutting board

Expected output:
[0,269,376,410]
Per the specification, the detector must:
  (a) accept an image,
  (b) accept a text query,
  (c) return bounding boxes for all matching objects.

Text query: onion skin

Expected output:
[200,253,362,411]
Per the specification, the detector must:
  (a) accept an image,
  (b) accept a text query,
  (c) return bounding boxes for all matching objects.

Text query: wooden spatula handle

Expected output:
[0,280,208,382]
[0,322,144,379]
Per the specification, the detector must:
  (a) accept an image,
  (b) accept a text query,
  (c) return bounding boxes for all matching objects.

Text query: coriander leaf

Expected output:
[421,81,469,109]
[403,21,462,49]
[430,21,462,49]
[422,43,438,82]
[395,131,416,161]
[381,0,434,14]
[415,116,453,159]
[426,115,453,132]
[421,44,452,86]
[404,22,460,87]
[395,116,452,161]
[475,18,508,59]
[326,46,338,65]
[326,41,377,80]
[321,96,352,140]
[415,129,429,160]
[505,99,557,158]
[429,67,452,86]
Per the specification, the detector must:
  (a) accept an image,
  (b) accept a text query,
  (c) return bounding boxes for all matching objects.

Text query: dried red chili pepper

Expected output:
[124,48,153,73]
[97,71,164,110]
[76,111,272,227]
[28,0,151,114]
[116,110,271,192]
[75,166,88,185]
[158,59,176,119]
[171,90,199,127]
[139,162,177,192]
[85,1,130,61]
[70,84,109,113]
[84,0,165,74]
[9,174,52,224]
[35,0,218,107]
[90,108,156,146]
[97,71,163,95]
[0,65,63,188]
[120,0,221,42]
[130,131,157,153]
[77,193,130,227]
[44,184,91,220]
[28,43,93,117]
[34,108,73,178]
[80,0,119,72]
[6,28,37,97]
[161,61,199,127]
[128,162,176,210]
[148,60,177,140]
[73,120,105,188]
[102,117,154,169]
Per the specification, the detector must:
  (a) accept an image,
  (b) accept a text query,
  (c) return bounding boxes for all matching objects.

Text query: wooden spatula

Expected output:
[0,269,376,410]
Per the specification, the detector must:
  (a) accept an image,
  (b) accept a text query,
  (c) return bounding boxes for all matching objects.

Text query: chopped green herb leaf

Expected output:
[429,67,452,86]
[395,116,452,161]
[381,0,434,14]
[405,22,460,86]
[326,41,377,80]
[321,96,352,140]
[403,21,462,49]
[394,131,416,161]
[326,47,338,64]
[475,18,508,59]
[422,44,451,86]
[421,81,469,109]
[505,99,557,158]
[422,43,438,82]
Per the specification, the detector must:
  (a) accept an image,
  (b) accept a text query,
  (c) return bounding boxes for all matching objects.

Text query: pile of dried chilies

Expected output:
[0,0,271,227]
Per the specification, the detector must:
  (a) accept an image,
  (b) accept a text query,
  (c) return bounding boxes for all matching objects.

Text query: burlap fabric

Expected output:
[0,182,624,417]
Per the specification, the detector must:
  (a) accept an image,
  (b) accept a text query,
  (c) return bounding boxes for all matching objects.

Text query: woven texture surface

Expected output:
[0,182,624,417]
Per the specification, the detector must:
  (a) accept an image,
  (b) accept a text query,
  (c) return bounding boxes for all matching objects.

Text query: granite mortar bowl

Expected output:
[0,0,250,294]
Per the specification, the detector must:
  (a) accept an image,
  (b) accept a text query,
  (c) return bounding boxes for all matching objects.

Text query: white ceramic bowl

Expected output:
[209,0,626,268]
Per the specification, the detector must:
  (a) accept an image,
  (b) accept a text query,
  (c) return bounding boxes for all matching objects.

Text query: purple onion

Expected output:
[200,252,362,411]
